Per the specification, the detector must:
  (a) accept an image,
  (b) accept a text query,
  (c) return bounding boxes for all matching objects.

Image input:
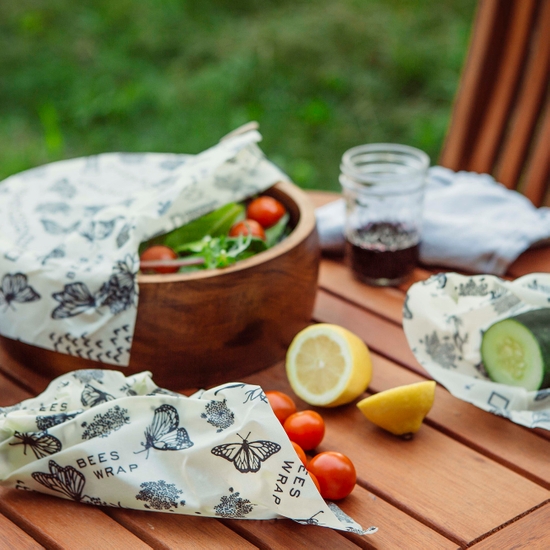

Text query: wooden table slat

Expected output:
[325,411,549,545]
[369,354,550,489]
[0,343,51,397]
[508,247,550,278]
[333,489,458,550]
[0,488,153,550]
[242,363,550,546]
[0,366,36,408]
[0,188,549,548]
[0,513,45,550]
[319,260,406,326]
[469,501,550,549]
[313,289,427,376]
[221,518,361,550]
[107,508,258,550]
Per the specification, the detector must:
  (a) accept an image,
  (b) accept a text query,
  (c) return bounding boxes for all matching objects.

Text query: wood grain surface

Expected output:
[1,191,550,548]
[0,513,44,550]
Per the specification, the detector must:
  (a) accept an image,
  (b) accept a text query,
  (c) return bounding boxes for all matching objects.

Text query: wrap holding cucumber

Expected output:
[481,308,550,391]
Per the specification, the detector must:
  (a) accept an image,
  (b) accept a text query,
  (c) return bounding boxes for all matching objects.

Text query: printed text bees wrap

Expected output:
[0,370,375,535]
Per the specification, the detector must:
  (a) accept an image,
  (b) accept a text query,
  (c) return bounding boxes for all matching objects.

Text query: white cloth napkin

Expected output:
[0,369,375,535]
[316,166,550,275]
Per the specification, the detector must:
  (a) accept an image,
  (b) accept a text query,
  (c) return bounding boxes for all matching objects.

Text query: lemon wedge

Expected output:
[356,381,436,436]
[286,323,372,407]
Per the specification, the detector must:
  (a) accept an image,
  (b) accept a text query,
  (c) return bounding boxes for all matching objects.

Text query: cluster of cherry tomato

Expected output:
[228,196,286,241]
[265,390,357,501]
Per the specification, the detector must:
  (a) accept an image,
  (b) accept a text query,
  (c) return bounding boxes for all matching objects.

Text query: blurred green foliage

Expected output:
[0,0,476,190]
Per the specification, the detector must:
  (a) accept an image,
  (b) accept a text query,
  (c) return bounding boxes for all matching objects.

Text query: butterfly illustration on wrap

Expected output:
[0,273,41,311]
[51,254,138,319]
[211,432,281,473]
[32,460,124,507]
[81,384,115,408]
[9,431,62,459]
[135,404,194,459]
[32,460,87,502]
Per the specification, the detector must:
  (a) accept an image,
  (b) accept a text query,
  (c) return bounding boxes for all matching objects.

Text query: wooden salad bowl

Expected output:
[2,181,320,390]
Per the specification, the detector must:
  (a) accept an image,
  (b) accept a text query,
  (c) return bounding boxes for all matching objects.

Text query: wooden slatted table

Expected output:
[1,192,549,549]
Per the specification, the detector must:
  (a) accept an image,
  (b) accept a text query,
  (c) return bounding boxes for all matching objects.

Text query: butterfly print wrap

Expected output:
[135,404,194,458]
[211,433,280,473]
[0,273,40,310]
[0,369,373,535]
[0,137,286,366]
[10,431,62,459]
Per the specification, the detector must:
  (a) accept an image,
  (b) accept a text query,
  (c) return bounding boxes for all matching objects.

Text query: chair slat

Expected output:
[440,0,550,206]
[522,103,550,207]
[468,0,538,175]
[495,0,550,189]
[438,0,503,170]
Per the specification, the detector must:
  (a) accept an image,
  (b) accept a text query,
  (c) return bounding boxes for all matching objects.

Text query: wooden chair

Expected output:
[439,0,550,207]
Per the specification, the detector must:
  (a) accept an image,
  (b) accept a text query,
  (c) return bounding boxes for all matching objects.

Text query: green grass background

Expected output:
[0,0,477,191]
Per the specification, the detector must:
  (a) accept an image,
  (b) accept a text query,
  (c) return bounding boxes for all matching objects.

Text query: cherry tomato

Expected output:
[140,245,178,274]
[307,451,356,500]
[265,390,297,424]
[283,410,325,451]
[309,471,321,494]
[247,196,286,229]
[291,441,308,467]
[228,219,266,240]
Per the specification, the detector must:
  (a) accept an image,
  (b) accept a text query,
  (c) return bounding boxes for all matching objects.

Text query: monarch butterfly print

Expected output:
[211,432,281,473]
[81,384,115,407]
[32,460,85,501]
[9,431,62,459]
[135,404,194,459]
[0,273,41,310]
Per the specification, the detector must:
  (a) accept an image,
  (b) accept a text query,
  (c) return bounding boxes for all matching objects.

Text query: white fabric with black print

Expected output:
[0,369,376,535]
[403,272,550,431]
[0,129,284,366]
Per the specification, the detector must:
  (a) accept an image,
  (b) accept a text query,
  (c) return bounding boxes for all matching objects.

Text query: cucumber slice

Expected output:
[481,308,550,390]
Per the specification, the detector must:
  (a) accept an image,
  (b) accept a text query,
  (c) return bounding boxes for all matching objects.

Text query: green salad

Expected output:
[139,195,290,273]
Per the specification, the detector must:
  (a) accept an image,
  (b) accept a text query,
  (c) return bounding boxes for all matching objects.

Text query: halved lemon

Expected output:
[286,323,372,407]
[356,381,436,436]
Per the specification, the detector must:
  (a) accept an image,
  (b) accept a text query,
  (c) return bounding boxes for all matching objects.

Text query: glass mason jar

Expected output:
[339,143,429,286]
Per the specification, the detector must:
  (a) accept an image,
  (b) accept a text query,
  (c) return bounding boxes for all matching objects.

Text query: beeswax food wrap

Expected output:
[0,369,376,534]
[0,128,284,367]
[403,272,550,430]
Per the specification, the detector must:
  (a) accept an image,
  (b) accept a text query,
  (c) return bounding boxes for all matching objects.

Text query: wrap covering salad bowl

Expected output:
[1,180,320,389]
